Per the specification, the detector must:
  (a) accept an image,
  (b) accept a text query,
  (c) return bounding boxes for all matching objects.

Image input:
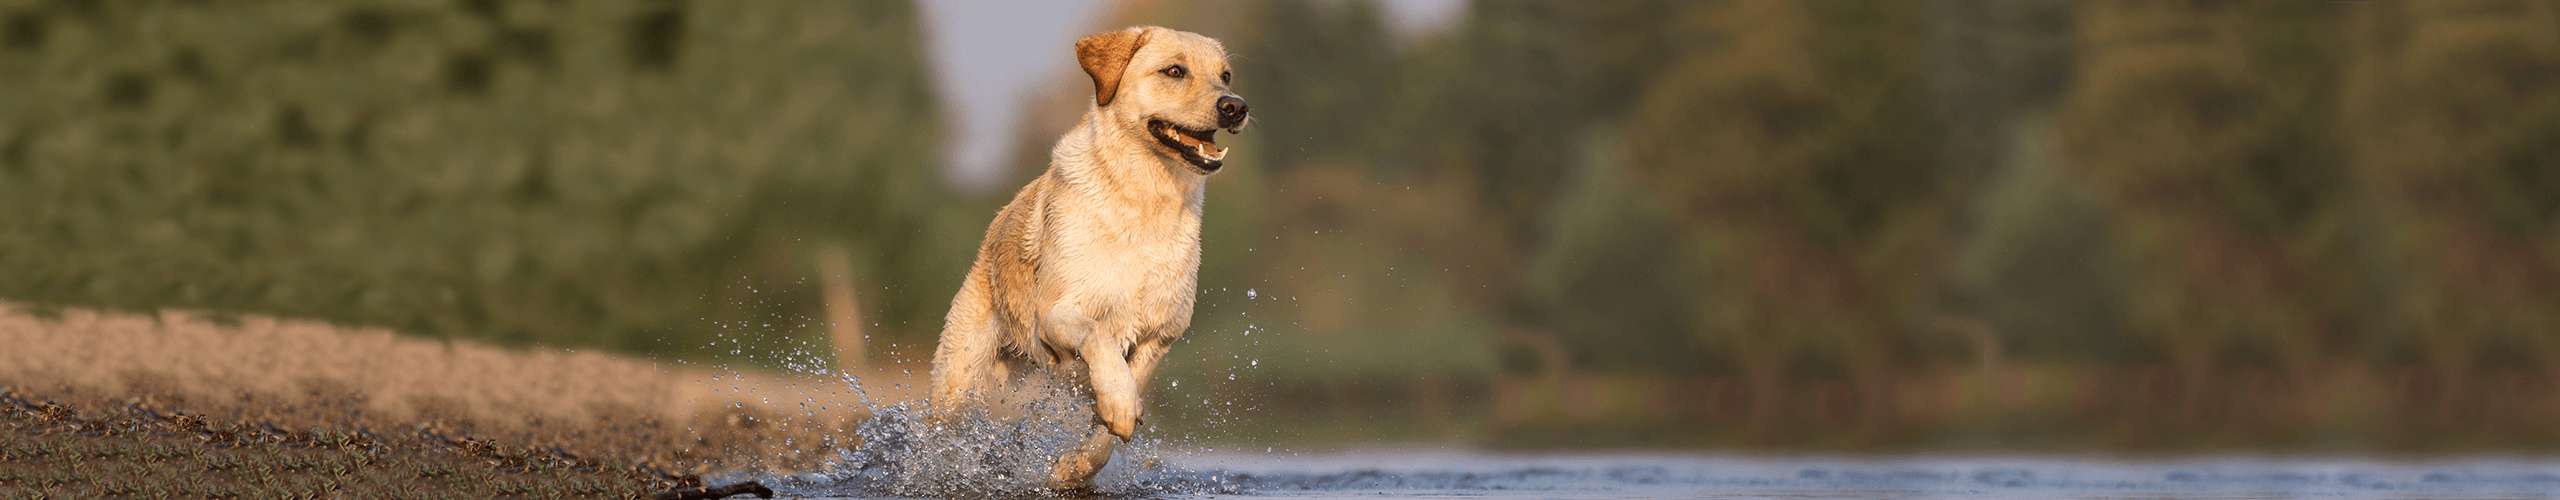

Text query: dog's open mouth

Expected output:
[1148,119,1227,172]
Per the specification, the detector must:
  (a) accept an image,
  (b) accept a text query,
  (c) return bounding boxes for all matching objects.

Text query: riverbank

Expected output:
[0,304,917,496]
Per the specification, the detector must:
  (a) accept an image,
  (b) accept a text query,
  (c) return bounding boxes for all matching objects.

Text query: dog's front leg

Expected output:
[1050,331,1139,490]
[1113,338,1174,431]
[1081,333,1141,440]
[1049,422,1120,489]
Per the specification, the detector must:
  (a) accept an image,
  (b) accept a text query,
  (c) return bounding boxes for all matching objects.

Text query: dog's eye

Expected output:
[1161,64,1187,79]
[1220,70,1231,84]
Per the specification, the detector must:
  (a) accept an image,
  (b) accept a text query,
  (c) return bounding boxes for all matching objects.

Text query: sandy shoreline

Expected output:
[0,304,925,496]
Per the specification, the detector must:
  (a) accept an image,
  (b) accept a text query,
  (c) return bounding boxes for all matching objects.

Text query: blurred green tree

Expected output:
[2055,0,2352,389]
[0,0,971,360]
[2342,1,2560,381]
[1621,0,1953,428]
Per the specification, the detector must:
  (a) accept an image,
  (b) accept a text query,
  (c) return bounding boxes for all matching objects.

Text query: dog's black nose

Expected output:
[1216,95,1249,128]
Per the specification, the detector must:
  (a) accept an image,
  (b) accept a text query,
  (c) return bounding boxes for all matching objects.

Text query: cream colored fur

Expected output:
[926,26,1246,489]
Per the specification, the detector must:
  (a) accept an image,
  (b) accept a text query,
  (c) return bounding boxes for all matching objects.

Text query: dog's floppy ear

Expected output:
[1076,27,1152,107]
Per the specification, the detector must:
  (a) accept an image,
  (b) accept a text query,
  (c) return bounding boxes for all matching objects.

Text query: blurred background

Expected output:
[2,0,2556,452]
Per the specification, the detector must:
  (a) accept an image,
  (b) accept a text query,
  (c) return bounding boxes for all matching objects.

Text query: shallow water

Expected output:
[770,449,2560,499]
[691,337,2560,499]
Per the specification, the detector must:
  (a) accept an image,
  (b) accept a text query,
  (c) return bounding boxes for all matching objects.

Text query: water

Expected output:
[764,448,2560,499]
[683,361,2560,498]
[688,307,2560,499]
[713,367,2557,499]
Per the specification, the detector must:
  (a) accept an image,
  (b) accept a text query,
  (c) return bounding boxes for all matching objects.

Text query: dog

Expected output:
[927,25,1248,489]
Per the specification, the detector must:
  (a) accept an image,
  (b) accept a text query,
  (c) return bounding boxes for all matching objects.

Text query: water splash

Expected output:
[788,396,1083,496]
[757,377,1243,498]
[688,276,1262,497]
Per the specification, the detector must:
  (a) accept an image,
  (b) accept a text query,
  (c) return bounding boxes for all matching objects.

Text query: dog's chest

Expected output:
[1044,196,1202,329]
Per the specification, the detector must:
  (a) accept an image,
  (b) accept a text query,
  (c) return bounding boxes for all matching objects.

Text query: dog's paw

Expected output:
[1096,393,1140,440]
[1048,455,1102,491]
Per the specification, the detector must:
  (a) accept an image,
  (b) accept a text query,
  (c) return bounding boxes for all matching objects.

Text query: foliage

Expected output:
[2340,1,2560,372]
[2055,0,2353,381]
[1618,0,1954,400]
[0,0,975,357]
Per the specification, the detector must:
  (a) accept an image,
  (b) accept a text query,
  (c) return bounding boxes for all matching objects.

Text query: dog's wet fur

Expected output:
[926,26,1249,490]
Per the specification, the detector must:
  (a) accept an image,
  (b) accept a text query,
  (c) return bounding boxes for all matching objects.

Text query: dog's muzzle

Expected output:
[1216,95,1249,129]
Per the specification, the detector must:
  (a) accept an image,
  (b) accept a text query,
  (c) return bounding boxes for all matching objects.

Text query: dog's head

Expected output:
[1076,26,1249,174]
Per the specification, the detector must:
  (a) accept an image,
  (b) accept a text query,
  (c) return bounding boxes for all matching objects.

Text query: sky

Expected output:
[920,0,1466,192]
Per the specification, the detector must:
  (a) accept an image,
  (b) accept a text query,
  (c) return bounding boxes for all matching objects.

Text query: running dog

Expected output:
[927,25,1248,489]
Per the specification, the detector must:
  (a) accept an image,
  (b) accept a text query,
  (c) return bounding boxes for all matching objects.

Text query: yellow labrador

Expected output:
[927,26,1248,488]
